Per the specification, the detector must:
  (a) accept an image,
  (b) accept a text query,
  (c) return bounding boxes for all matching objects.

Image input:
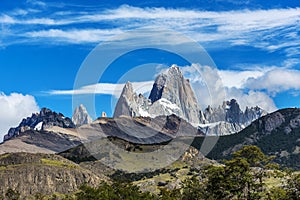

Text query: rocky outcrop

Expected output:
[0,153,107,198]
[203,99,266,125]
[72,104,93,126]
[4,108,75,141]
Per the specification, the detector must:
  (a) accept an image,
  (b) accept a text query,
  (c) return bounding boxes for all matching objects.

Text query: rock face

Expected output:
[149,65,201,124]
[114,65,201,124]
[72,104,93,126]
[113,65,266,135]
[203,99,266,124]
[0,153,106,198]
[3,108,75,141]
[200,99,267,135]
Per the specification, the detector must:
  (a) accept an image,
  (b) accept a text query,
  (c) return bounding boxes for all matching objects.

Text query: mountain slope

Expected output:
[0,108,82,154]
[203,108,300,169]
[0,129,81,154]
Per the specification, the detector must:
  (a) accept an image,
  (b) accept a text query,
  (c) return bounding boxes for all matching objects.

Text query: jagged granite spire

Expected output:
[149,65,201,124]
[114,65,201,124]
[114,81,135,118]
[113,65,267,135]
[72,104,93,126]
[114,81,152,118]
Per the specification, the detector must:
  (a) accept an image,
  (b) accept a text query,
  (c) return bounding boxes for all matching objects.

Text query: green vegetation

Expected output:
[3,145,300,200]
[40,158,78,169]
[72,146,299,200]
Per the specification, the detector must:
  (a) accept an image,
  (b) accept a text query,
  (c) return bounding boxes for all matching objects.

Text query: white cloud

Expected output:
[180,64,278,112]
[245,69,300,94]
[26,29,124,43]
[180,64,226,108]
[218,70,265,89]
[48,81,154,97]
[0,93,39,142]
[182,63,300,112]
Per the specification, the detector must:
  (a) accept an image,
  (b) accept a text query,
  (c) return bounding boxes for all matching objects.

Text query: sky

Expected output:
[0,0,300,140]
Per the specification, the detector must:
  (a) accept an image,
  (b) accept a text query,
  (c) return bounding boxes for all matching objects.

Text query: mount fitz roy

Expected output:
[114,65,267,135]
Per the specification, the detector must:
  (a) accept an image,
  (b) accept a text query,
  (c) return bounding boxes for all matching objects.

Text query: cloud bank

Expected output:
[245,69,300,94]
[0,93,39,142]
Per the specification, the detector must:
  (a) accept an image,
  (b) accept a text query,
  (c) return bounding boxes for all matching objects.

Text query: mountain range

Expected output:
[0,65,299,198]
[114,65,267,135]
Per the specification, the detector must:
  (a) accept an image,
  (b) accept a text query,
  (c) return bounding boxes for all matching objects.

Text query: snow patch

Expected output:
[225,105,231,109]
[158,98,180,110]
[138,107,151,117]
[34,122,43,131]
[198,122,222,128]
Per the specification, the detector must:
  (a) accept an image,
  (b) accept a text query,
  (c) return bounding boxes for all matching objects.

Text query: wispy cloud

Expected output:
[0,5,299,56]
[26,0,47,7]
[27,29,124,43]
[48,81,154,97]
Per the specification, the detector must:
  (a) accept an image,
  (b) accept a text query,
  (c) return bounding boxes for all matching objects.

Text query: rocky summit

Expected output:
[114,65,201,124]
[72,104,93,126]
[114,65,266,135]
[3,108,75,141]
[200,99,267,135]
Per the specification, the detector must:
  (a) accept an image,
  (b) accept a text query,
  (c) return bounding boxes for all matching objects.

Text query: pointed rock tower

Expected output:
[114,65,201,124]
[72,104,93,126]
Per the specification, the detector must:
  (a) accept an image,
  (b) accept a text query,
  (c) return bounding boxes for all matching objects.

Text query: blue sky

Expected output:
[0,0,300,138]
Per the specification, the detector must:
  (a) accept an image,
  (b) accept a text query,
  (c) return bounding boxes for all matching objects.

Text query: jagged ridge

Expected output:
[4,108,75,141]
[114,65,266,135]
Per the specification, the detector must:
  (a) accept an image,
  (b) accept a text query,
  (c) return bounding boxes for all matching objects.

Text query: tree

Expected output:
[204,165,230,199]
[159,187,181,200]
[204,145,273,199]
[232,145,267,167]
[76,181,155,200]
[266,187,288,200]
[224,157,252,199]
[286,173,300,199]
[182,176,205,200]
